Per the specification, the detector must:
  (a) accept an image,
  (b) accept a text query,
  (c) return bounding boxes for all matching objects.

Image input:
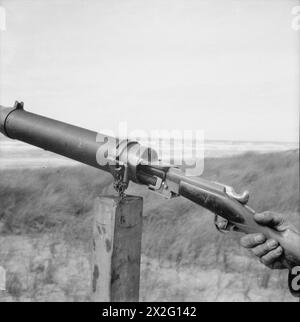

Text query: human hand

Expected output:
[240,212,300,269]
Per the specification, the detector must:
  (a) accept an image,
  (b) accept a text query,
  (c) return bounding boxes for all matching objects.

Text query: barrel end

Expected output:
[0,101,24,136]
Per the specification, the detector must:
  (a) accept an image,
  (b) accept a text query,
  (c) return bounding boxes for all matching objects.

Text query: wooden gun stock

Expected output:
[179,179,300,268]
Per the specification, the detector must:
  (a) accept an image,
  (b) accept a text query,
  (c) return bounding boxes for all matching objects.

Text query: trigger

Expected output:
[214,215,236,233]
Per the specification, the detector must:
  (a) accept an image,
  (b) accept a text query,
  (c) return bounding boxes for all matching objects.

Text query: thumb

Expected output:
[254,212,285,229]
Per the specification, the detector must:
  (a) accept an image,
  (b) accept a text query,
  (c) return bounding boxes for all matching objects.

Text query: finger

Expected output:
[266,261,286,270]
[260,246,283,266]
[240,233,266,249]
[254,212,284,228]
[251,239,279,257]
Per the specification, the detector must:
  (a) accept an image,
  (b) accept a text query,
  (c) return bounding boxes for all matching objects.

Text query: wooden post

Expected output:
[91,195,143,302]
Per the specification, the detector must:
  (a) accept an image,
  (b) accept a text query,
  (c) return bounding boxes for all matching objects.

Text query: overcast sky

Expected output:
[0,0,299,142]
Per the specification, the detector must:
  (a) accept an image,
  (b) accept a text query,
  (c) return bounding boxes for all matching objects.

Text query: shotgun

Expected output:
[0,101,299,267]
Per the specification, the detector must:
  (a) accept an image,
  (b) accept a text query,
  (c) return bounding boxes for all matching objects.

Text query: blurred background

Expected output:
[0,0,299,141]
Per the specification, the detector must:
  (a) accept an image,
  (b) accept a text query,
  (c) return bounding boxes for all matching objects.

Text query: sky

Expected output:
[0,0,299,142]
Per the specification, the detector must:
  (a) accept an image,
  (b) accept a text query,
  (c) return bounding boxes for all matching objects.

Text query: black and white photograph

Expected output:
[0,0,299,306]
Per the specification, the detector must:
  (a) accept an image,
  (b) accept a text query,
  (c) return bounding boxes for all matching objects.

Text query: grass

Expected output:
[0,149,299,301]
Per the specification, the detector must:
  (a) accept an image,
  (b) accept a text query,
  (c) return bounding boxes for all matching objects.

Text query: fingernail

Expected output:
[275,247,283,255]
[267,240,278,249]
[255,235,265,243]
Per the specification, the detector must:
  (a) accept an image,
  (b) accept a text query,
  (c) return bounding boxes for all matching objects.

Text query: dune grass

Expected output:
[0,150,299,301]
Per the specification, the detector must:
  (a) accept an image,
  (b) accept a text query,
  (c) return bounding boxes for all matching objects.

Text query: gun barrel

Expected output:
[1,103,161,183]
[0,103,118,172]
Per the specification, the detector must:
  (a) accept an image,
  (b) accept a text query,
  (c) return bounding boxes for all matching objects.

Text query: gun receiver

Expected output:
[0,102,299,266]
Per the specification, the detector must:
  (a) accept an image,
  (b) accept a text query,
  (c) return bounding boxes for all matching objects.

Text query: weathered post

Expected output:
[91,195,143,302]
